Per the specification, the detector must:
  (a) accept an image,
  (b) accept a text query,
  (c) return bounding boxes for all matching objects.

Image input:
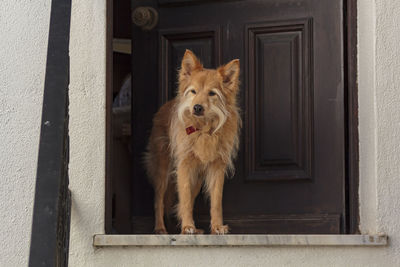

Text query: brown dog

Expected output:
[144,50,241,235]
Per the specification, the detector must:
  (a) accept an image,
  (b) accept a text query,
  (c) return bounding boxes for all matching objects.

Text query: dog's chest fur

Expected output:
[190,131,220,163]
[170,116,236,167]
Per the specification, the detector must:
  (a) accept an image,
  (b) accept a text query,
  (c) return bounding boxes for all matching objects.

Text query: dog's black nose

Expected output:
[193,104,204,115]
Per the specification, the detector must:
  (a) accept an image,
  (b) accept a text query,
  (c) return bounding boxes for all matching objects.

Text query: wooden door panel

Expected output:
[195,214,341,234]
[160,27,221,102]
[246,19,313,181]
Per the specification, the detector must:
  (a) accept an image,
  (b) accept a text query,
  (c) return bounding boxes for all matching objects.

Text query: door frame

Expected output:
[344,0,359,234]
[105,0,359,234]
[105,0,113,233]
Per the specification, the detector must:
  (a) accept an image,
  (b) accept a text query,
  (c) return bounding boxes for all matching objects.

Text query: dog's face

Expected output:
[177,50,240,132]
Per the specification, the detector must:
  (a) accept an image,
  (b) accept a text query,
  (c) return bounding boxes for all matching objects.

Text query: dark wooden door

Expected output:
[131,0,346,234]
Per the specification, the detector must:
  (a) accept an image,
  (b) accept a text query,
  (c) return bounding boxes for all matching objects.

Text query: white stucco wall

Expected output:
[0,1,51,266]
[1,0,400,266]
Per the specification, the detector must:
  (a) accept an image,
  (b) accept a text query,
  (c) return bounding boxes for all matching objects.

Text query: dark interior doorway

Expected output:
[106,0,359,235]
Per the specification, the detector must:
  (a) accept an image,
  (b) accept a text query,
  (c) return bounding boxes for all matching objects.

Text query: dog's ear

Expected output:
[218,59,240,93]
[179,50,203,82]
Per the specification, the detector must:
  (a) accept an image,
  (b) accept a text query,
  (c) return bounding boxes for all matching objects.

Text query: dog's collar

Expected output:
[186,126,199,135]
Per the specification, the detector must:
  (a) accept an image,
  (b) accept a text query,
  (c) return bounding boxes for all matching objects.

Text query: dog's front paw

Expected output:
[211,224,229,235]
[154,228,168,234]
[181,225,204,235]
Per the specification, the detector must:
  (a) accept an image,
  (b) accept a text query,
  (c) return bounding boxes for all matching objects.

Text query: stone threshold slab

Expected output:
[93,234,388,247]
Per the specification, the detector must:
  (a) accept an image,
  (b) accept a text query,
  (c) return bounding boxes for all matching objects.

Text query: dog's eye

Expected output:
[191,90,196,94]
[209,91,216,96]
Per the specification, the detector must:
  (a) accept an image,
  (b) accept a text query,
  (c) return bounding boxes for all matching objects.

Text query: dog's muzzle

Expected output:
[193,104,204,116]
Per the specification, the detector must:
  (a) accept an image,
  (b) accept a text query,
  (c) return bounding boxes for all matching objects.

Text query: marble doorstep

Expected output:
[93,234,388,247]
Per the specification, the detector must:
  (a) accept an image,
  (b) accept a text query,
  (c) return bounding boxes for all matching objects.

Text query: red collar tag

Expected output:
[186,126,199,135]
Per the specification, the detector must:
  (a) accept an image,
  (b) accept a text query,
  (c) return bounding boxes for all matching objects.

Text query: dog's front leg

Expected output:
[206,161,229,235]
[177,158,203,234]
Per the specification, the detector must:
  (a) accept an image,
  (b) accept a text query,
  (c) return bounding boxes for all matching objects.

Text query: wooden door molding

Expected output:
[245,18,314,182]
[159,25,222,104]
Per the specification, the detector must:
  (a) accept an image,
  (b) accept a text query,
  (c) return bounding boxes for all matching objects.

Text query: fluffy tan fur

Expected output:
[145,50,241,234]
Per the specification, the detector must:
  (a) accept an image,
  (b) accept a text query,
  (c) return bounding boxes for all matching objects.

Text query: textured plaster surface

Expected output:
[373,0,400,259]
[357,0,378,235]
[0,1,51,266]
[67,0,400,266]
[68,0,107,266]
